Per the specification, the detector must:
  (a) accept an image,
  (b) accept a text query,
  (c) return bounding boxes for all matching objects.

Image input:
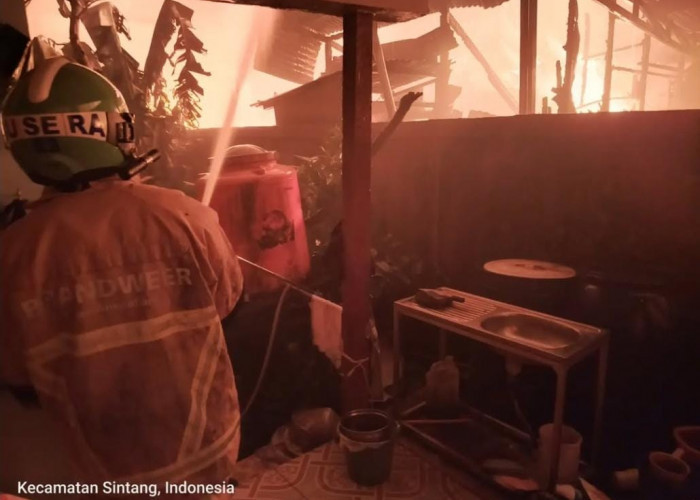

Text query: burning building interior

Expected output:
[0,0,699,499]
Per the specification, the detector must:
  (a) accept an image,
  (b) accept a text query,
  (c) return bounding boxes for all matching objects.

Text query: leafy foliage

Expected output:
[143,0,210,130]
[296,126,343,258]
[50,0,209,193]
[297,127,428,303]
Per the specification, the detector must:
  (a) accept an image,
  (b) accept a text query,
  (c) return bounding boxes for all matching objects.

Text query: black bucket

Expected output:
[338,409,399,486]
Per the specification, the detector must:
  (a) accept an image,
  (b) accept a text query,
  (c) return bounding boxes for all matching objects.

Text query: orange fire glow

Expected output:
[23,0,691,125]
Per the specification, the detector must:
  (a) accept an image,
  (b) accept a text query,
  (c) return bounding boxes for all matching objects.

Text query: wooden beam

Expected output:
[638,34,651,110]
[586,41,642,60]
[372,22,396,119]
[341,9,373,413]
[434,9,451,119]
[519,0,537,115]
[592,0,694,55]
[601,11,615,112]
[324,39,334,70]
[612,65,672,79]
[448,11,517,114]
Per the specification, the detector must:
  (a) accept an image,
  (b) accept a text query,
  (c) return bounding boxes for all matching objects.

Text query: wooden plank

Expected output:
[340,10,373,412]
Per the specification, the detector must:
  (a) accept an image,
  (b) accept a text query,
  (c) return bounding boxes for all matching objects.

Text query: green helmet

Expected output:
[1,56,137,187]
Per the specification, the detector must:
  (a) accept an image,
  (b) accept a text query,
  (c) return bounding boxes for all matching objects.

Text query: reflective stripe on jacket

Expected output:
[0,179,243,488]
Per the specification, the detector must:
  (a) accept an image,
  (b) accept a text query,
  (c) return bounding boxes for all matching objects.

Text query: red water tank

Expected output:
[197,144,310,293]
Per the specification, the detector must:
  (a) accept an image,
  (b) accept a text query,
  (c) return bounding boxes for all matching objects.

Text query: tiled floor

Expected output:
[233,437,504,500]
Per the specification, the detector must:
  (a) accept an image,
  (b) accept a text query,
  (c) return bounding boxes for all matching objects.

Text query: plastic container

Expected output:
[196,144,310,294]
[338,409,398,486]
[648,452,690,488]
[537,423,582,486]
[425,356,460,415]
[673,426,700,467]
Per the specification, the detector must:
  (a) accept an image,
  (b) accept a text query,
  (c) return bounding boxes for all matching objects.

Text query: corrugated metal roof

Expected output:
[255,58,439,107]
[246,0,698,83]
[429,0,510,10]
[253,9,341,84]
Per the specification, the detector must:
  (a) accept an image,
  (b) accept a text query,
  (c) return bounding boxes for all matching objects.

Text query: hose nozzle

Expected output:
[120,149,161,180]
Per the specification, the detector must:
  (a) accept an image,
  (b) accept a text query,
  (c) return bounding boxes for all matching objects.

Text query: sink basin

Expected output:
[481,313,580,349]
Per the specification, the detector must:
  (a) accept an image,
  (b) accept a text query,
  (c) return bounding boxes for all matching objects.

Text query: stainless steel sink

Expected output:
[480,313,581,350]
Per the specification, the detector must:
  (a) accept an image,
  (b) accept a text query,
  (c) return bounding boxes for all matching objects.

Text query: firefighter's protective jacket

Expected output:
[0,179,243,489]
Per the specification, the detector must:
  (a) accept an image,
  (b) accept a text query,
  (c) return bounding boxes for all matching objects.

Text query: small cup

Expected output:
[648,451,690,488]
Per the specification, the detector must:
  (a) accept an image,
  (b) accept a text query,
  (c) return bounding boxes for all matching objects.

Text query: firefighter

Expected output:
[0,57,243,497]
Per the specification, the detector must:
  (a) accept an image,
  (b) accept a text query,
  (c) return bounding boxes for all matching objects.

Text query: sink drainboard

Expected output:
[417,297,496,325]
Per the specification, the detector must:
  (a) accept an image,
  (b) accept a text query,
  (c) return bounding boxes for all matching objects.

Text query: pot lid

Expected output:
[483,259,576,280]
[212,144,277,165]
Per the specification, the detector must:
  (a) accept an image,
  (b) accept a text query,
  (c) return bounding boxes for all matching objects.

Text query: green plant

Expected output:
[295,125,343,258]
[296,127,428,299]
[25,0,209,194]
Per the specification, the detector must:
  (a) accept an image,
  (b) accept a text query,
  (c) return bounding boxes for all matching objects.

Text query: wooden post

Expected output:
[670,53,685,108]
[519,0,538,114]
[556,0,579,114]
[602,11,615,112]
[341,10,373,412]
[638,34,651,110]
[434,8,450,118]
[579,13,590,107]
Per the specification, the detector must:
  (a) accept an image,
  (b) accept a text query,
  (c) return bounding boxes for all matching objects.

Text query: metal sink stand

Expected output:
[392,288,610,493]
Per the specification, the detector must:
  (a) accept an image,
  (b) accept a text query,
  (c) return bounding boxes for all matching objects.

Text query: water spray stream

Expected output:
[201,12,268,207]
